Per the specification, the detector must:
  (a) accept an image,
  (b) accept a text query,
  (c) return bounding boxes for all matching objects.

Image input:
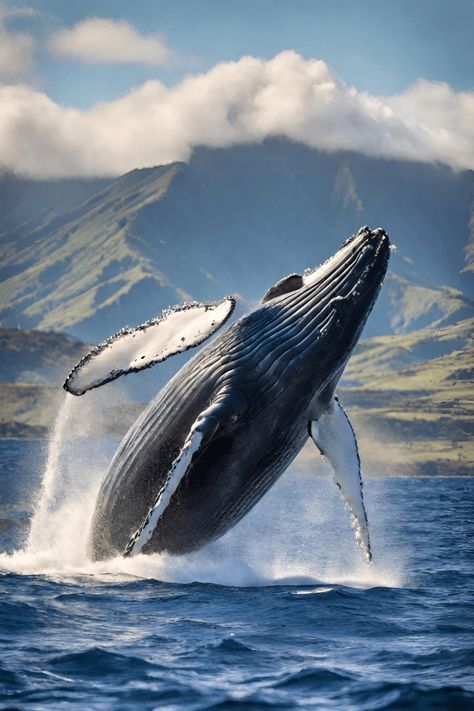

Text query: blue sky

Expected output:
[9,0,474,108]
[1,0,472,177]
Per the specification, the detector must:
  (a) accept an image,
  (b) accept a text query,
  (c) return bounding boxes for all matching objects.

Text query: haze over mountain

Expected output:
[0,140,472,341]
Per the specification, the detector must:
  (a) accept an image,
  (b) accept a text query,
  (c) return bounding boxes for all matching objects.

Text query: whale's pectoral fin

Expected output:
[310,397,372,562]
[123,389,246,557]
[64,297,235,395]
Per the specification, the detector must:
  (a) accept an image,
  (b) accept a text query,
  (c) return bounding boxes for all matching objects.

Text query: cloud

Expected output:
[0,51,472,177]
[0,3,37,20]
[48,17,170,65]
[0,3,36,79]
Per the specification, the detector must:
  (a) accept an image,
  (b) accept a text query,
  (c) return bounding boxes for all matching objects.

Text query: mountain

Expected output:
[382,274,473,333]
[0,327,87,384]
[0,328,142,438]
[0,164,185,339]
[0,327,85,437]
[0,141,472,342]
[0,170,110,265]
[339,317,473,476]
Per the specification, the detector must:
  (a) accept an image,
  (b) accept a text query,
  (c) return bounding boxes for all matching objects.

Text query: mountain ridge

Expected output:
[1,141,472,341]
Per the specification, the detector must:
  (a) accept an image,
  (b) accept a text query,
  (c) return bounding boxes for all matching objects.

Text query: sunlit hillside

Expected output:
[1,142,472,341]
[340,318,473,476]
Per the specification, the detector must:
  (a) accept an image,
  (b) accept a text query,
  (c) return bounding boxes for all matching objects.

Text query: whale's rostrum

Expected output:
[64,226,391,563]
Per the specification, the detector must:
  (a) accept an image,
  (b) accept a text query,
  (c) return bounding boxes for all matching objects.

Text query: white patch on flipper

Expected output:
[124,391,239,558]
[125,427,204,557]
[64,298,235,395]
[310,397,372,562]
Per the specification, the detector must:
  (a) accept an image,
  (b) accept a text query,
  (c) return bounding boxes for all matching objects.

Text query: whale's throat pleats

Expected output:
[310,396,372,563]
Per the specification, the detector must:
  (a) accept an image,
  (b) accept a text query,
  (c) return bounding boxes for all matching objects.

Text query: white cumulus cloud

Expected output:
[0,51,472,177]
[0,3,36,79]
[48,16,170,65]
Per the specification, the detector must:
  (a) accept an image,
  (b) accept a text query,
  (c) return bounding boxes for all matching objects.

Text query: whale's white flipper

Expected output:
[310,397,372,562]
[124,425,205,558]
[64,298,235,395]
[124,391,244,557]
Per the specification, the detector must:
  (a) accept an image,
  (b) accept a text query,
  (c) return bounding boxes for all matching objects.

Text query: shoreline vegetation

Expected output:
[1,320,472,476]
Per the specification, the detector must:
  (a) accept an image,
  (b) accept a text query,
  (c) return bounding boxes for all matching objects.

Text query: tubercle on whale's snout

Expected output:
[326,232,390,344]
[351,229,391,286]
[342,230,391,296]
[302,226,390,292]
[340,225,390,251]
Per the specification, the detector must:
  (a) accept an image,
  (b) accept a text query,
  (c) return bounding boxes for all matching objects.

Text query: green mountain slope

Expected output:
[0,171,110,264]
[0,327,87,383]
[1,165,187,339]
[339,318,473,475]
[1,142,472,341]
[383,274,473,333]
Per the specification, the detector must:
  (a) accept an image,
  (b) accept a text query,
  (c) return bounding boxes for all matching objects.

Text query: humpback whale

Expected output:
[64,226,390,562]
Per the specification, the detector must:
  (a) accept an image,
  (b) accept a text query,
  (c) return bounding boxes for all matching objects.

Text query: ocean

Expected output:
[0,409,473,709]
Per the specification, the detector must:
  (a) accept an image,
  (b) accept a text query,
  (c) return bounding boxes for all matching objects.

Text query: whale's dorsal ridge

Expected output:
[262,273,304,303]
[64,297,235,396]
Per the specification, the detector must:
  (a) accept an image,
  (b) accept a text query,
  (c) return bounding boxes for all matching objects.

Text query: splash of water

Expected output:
[3,390,116,573]
[1,390,405,589]
[27,394,76,553]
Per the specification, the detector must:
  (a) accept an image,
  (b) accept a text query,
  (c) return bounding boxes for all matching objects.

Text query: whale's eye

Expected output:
[262,273,304,303]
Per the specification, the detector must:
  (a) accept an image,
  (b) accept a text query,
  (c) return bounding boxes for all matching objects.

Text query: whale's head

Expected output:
[304,225,390,339]
[260,226,390,386]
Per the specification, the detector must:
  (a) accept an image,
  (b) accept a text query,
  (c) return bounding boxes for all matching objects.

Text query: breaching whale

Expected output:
[64,226,390,562]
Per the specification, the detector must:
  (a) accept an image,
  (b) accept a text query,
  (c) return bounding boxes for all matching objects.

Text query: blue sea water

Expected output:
[0,428,473,710]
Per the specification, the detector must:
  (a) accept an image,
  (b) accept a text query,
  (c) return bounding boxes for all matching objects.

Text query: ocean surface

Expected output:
[0,405,473,709]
